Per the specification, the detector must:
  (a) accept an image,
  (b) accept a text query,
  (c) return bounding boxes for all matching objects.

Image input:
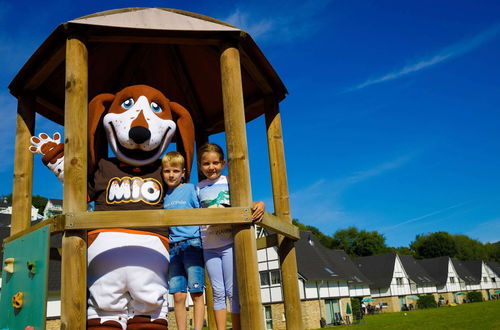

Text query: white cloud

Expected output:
[380,202,467,233]
[222,0,333,43]
[288,153,415,228]
[346,23,500,92]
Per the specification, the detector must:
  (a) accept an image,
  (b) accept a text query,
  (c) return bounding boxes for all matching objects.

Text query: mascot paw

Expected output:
[29,132,62,155]
[127,316,168,330]
[29,132,65,182]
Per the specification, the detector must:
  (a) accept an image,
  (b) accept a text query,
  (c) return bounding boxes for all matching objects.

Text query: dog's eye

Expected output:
[121,98,134,109]
[151,102,162,113]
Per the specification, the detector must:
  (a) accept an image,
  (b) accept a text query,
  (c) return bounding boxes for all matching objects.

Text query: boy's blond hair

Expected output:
[162,151,185,168]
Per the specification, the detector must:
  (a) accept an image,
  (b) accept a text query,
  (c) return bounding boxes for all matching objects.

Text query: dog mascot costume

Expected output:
[30,85,195,330]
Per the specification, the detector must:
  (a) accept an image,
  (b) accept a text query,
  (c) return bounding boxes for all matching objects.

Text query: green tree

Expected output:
[32,195,48,215]
[485,242,500,262]
[453,234,487,260]
[292,219,333,248]
[331,226,387,257]
[411,232,457,259]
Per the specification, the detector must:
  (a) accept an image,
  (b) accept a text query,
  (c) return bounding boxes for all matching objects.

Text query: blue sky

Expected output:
[1,0,499,247]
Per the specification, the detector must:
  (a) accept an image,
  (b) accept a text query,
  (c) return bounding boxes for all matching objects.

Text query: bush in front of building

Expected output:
[416,295,437,309]
[466,291,483,303]
[351,297,362,318]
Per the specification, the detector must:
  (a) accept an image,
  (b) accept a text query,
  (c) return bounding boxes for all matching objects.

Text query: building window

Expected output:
[492,278,496,283]
[264,305,273,329]
[483,277,488,282]
[396,277,403,285]
[260,271,270,286]
[449,277,455,283]
[270,270,281,285]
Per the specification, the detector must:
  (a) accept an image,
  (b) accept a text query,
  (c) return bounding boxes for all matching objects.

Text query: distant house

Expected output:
[294,232,370,327]
[451,258,481,292]
[256,231,370,329]
[419,256,464,304]
[399,255,437,295]
[464,260,500,300]
[355,252,413,312]
[0,198,42,221]
[43,199,63,219]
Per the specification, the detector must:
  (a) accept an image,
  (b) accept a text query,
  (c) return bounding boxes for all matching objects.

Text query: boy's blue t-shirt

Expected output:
[163,183,201,243]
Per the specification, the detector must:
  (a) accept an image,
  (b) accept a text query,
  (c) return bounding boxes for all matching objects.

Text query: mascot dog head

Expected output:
[88,85,195,180]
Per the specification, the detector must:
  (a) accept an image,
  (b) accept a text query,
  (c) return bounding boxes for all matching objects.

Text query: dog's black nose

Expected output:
[129,126,151,144]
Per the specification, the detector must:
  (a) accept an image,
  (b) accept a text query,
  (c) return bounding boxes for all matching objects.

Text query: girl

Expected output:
[196,143,264,330]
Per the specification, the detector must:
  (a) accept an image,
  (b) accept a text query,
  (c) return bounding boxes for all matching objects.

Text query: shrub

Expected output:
[466,291,483,303]
[417,295,437,309]
[351,297,361,317]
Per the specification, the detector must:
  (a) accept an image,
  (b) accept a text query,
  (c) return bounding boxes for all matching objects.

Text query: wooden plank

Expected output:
[220,44,264,329]
[35,96,64,116]
[25,45,65,90]
[11,96,35,235]
[87,35,221,46]
[3,216,65,244]
[259,212,300,240]
[60,37,88,330]
[256,233,278,250]
[240,49,273,94]
[65,207,251,230]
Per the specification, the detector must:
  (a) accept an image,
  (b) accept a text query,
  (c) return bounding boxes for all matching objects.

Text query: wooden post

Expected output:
[11,96,35,235]
[61,37,88,329]
[265,99,304,330]
[220,44,265,329]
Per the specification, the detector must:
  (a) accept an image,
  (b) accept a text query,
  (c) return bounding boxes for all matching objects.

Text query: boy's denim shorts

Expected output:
[168,237,205,294]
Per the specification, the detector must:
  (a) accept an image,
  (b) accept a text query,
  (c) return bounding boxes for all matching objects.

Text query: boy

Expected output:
[162,152,205,330]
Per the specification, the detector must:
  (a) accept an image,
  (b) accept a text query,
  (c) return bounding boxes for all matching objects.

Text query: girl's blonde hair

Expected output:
[198,143,224,162]
[162,151,185,168]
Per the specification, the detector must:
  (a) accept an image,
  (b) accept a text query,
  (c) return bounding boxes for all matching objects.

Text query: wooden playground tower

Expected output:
[5,8,303,329]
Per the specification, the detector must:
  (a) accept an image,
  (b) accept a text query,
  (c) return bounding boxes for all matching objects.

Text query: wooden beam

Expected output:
[60,37,88,330]
[25,45,66,90]
[4,215,65,244]
[240,49,273,94]
[10,96,35,235]
[87,35,221,46]
[265,99,304,329]
[259,212,300,240]
[256,233,278,250]
[221,44,264,329]
[64,207,251,230]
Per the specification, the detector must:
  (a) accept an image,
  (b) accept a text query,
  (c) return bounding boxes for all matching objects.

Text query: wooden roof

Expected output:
[9,8,287,135]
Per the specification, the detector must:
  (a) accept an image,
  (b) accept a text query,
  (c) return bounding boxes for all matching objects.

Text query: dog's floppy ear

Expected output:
[88,93,115,174]
[170,102,195,182]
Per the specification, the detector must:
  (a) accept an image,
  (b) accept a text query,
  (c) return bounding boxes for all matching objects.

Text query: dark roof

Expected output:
[295,232,348,281]
[399,255,437,285]
[295,232,369,284]
[0,198,10,208]
[47,199,63,206]
[451,258,480,284]
[326,249,370,285]
[0,214,11,227]
[418,256,450,286]
[354,252,397,289]
[463,260,483,281]
[1,225,61,292]
[487,261,500,277]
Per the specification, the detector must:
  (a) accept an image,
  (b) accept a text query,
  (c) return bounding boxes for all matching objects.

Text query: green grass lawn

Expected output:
[319,300,500,329]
